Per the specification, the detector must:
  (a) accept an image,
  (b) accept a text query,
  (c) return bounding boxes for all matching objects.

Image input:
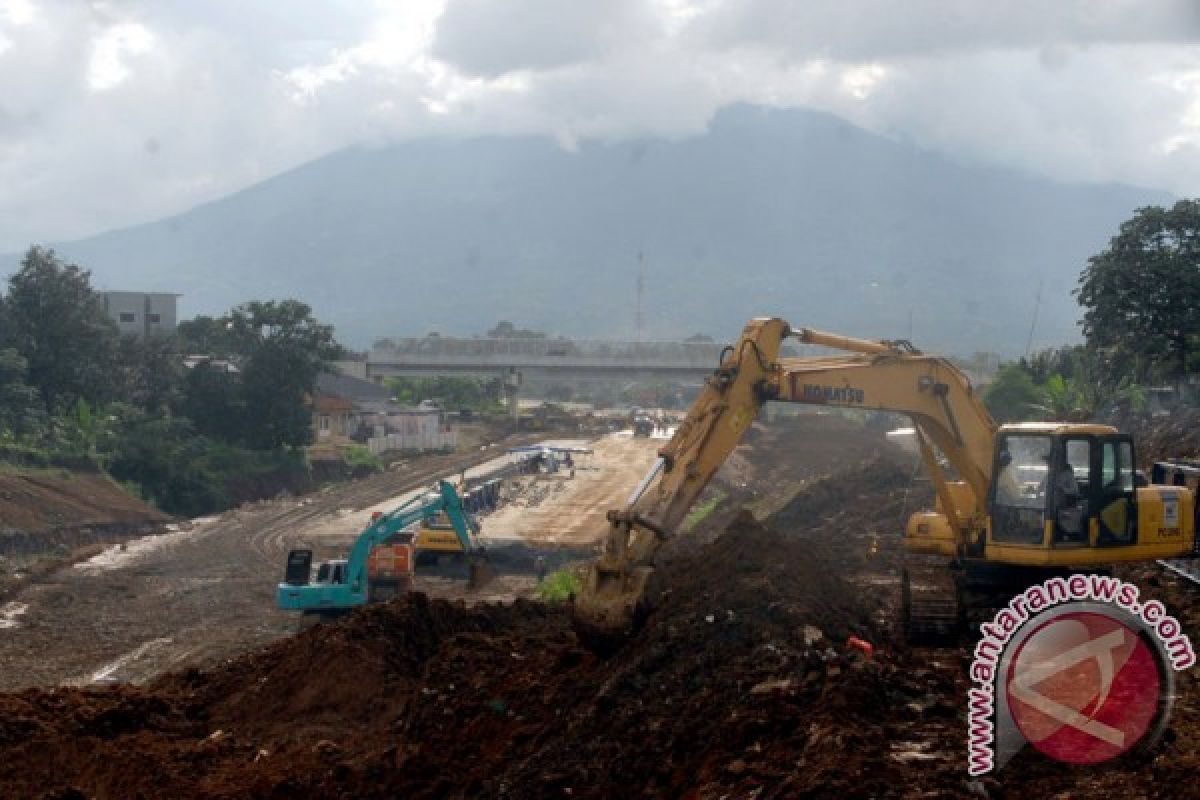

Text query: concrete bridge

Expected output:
[354,336,729,385]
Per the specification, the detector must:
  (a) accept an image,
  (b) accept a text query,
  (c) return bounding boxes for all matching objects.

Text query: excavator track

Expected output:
[901,557,960,641]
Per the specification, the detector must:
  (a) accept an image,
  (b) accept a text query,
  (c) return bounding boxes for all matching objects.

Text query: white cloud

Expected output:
[839,63,888,99]
[87,22,154,90]
[0,0,36,27]
[0,1,1198,252]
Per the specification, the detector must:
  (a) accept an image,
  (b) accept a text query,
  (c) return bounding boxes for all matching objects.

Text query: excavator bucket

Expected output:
[570,560,654,650]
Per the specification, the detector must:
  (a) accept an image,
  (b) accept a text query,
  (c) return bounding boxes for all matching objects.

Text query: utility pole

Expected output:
[1024,278,1044,360]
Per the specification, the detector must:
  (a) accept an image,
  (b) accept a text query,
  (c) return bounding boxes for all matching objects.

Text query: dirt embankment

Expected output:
[0,469,168,546]
[0,469,170,601]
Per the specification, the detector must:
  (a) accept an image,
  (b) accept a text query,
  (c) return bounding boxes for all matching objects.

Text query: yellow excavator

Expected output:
[573,318,1198,643]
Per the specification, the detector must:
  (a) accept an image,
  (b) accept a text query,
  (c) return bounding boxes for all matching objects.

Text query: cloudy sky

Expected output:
[0,0,1198,252]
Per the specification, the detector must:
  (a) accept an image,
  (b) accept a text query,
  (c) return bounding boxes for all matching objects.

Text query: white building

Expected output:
[101,291,180,338]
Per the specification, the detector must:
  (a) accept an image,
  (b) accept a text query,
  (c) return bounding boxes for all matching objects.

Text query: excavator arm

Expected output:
[572,317,998,643]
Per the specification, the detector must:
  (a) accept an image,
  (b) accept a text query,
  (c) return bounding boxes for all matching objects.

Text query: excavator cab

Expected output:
[989,425,1140,551]
[313,559,348,585]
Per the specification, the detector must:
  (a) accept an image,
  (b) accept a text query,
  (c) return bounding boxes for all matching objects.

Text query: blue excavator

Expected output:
[276,479,490,616]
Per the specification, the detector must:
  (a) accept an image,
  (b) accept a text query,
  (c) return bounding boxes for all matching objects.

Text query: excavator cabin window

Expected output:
[992,433,1052,544]
[991,432,1137,548]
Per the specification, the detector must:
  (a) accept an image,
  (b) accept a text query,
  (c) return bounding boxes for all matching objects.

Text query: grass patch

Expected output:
[683,489,726,531]
[343,444,384,474]
[537,568,583,605]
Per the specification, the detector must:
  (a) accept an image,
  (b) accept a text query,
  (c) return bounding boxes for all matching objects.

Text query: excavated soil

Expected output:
[2,449,1199,798]
[0,470,169,561]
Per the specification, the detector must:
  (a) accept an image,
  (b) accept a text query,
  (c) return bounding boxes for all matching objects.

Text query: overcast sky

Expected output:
[0,0,1198,252]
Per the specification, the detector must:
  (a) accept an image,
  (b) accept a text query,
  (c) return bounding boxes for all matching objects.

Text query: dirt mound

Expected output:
[0,596,565,800]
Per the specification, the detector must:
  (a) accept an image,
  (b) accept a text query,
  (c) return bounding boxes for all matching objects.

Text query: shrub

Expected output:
[536,568,582,605]
[343,444,383,474]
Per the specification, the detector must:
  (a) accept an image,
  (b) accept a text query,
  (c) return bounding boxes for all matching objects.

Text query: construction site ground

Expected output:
[1,413,1199,798]
[0,432,662,692]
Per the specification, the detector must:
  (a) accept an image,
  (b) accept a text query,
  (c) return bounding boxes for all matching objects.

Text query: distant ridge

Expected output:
[26,104,1171,353]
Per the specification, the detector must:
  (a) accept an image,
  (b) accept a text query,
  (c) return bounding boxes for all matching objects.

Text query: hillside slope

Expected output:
[38,104,1171,353]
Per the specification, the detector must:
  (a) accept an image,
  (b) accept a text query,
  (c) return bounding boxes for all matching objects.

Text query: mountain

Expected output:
[30,104,1173,353]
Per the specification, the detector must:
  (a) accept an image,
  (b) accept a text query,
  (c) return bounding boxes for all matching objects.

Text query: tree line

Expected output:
[985,198,1200,422]
[0,247,341,516]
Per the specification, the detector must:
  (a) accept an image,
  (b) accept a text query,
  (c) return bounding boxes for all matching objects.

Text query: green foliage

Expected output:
[386,376,502,411]
[1077,199,1200,380]
[179,361,245,442]
[0,247,350,517]
[177,315,238,356]
[228,300,343,449]
[0,348,46,441]
[983,364,1044,422]
[343,444,383,473]
[116,334,183,413]
[684,490,726,531]
[104,411,227,516]
[0,247,119,411]
[104,407,309,517]
[985,347,1151,423]
[536,568,582,604]
[178,300,342,450]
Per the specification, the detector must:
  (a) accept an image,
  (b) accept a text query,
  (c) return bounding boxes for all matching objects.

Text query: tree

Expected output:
[1,247,119,410]
[177,315,238,356]
[0,348,45,440]
[1077,199,1200,381]
[983,364,1043,422]
[115,334,184,414]
[227,300,342,449]
[386,376,502,411]
[180,361,245,442]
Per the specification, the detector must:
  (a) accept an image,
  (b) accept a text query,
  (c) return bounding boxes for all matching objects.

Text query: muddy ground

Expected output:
[0,437,589,691]
[1,415,1198,798]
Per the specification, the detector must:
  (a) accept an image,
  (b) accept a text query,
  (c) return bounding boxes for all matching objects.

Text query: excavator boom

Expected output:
[573,318,790,640]
[572,317,998,643]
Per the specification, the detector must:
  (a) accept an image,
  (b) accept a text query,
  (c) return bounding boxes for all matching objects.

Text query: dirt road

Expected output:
[481,430,668,546]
